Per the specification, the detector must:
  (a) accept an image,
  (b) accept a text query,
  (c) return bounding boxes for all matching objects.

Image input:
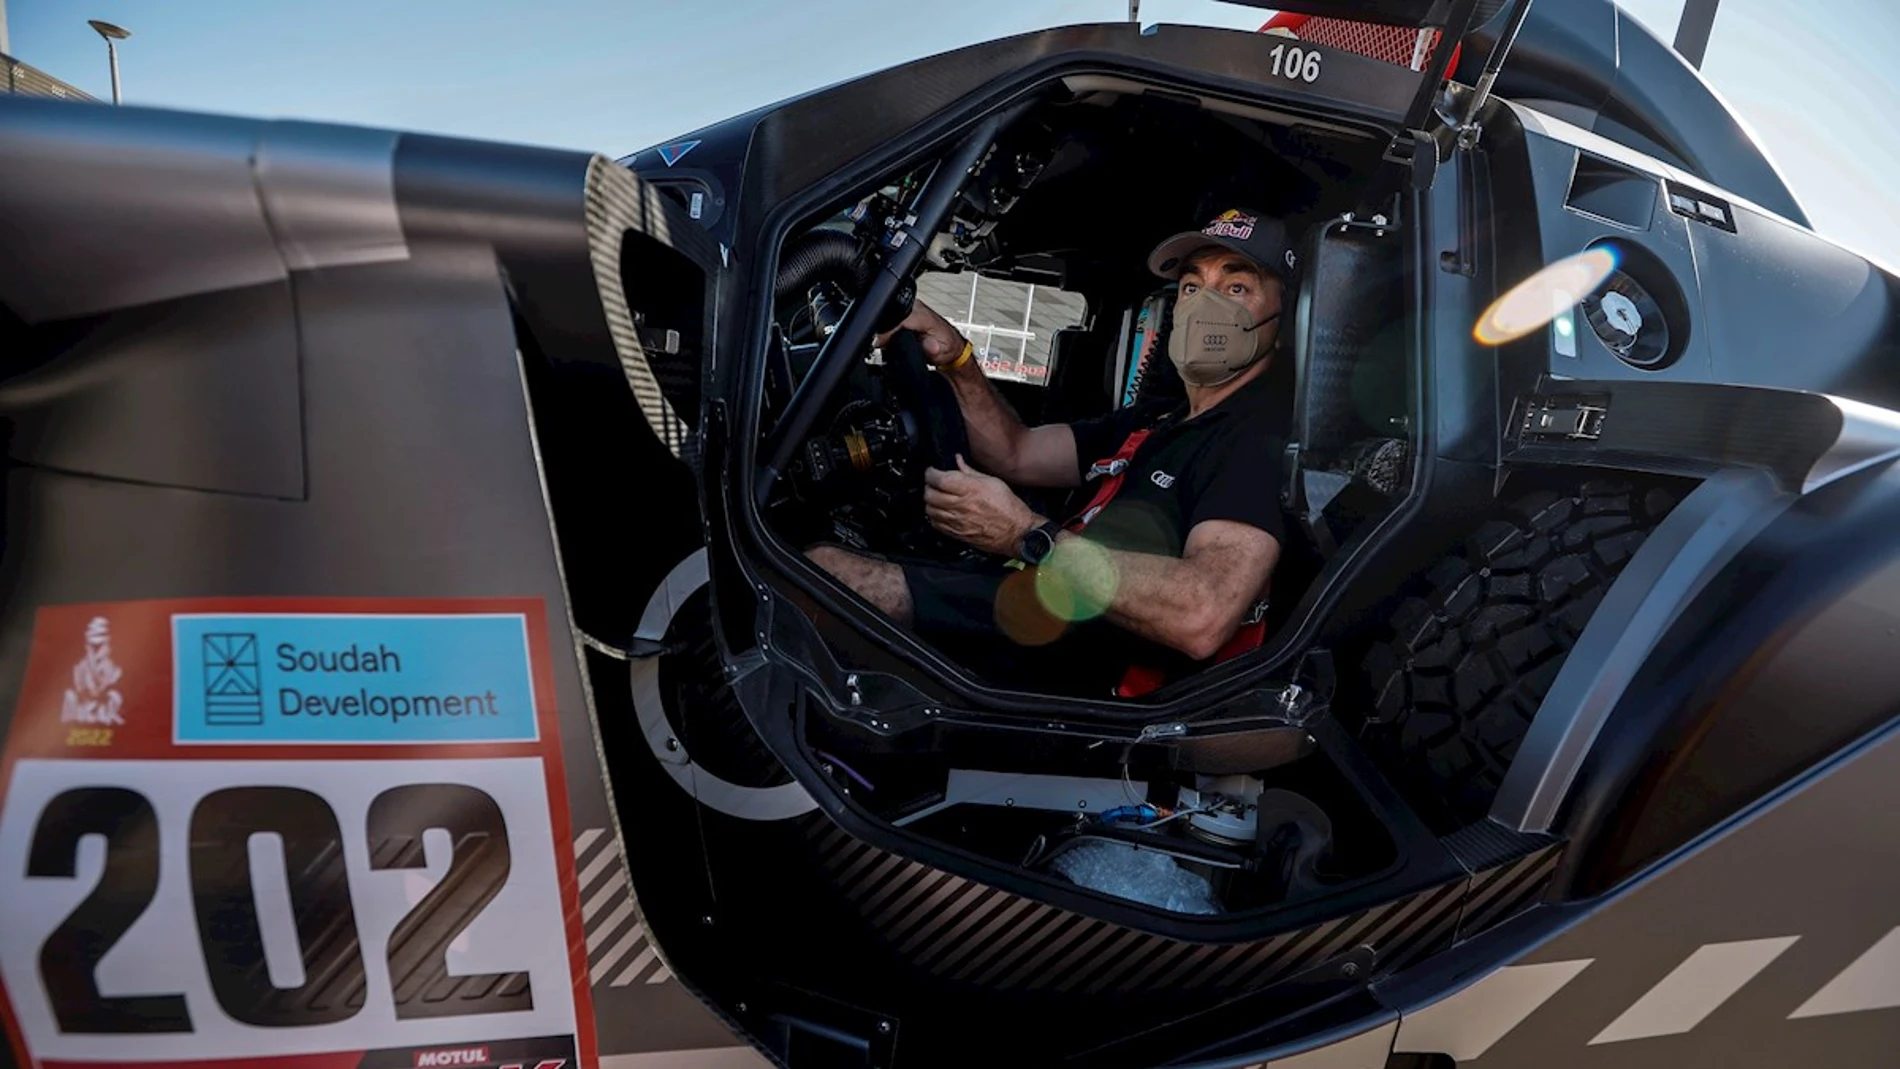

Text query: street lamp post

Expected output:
[87,19,130,105]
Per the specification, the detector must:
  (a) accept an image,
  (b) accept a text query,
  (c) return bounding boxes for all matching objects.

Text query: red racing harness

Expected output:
[1062,428,1271,698]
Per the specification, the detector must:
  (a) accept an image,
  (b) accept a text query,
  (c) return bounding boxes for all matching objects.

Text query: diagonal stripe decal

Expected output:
[573,827,605,861]
[577,836,621,891]
[1591,936,1799,1044]
[592,922,647,984]
[573,828,674,989]
[584,868,630,922]
[1790,925,1900,1019]
[1393,959,1593,1062]
[587,899,636,954]
[1374,926,1900,1062]
[614,944,662,987]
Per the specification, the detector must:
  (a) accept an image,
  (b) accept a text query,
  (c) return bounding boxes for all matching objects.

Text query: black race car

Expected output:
[3,2,1899,1068]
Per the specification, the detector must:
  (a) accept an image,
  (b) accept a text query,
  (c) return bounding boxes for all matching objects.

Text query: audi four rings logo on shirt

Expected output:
[1152,471,1177,489]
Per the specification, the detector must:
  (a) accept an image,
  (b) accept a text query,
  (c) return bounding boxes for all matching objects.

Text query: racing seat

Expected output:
[1122,287,1185,411]
[1282,219,1411,557]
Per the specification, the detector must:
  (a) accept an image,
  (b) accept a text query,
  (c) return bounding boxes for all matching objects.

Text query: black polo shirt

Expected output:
[1064,369,1289,555]
[899,370,1291,698]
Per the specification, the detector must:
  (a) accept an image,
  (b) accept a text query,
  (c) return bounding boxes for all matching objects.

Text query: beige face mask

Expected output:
[1167,287,1280,387]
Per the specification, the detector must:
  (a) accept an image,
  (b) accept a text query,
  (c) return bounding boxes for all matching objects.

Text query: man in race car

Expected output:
[807,207,1296,697]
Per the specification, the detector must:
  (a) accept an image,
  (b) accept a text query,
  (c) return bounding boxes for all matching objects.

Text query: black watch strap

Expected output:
[1020,520,1063,564]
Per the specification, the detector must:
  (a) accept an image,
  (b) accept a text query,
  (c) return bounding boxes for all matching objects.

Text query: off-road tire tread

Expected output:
[1363,479,1679,828]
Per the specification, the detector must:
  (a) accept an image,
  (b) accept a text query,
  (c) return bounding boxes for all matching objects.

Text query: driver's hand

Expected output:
[876,299,966,367]
[924,456,1040,557]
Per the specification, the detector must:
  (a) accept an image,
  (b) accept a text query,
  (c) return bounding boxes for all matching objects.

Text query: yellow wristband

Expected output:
[937,339,974,372]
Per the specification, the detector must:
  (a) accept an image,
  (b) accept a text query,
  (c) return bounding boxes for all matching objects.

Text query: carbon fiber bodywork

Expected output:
[1443,823,1563,941]
[818,819,1561,998]
[808,818,1465,997]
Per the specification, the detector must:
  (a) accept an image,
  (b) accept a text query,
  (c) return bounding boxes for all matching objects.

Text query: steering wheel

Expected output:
[881,329,973,473]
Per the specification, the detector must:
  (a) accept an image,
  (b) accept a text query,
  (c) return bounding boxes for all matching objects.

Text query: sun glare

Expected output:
[1474,247,1620,346]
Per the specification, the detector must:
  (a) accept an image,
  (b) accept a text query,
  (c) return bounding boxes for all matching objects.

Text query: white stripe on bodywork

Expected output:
[614,944,663,987]
[578,836,623,890]
[584,868,630,921]
[573,827,605,861]
[1590,936,1799,1044]
[592,922,646,983]
[573,827,677,989]
[1791,925,1900,1018]
[587,899,636,953]
[1392,960,1593,1062]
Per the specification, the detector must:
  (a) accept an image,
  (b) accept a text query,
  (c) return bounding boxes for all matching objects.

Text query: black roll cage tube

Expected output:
[754,99,1040,507]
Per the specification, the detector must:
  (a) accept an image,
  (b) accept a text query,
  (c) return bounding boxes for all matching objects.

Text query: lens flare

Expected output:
[992,539,1121,646]
[993,568,1067,647]
[1035,539,1116,623]
[1474,247,1619,346]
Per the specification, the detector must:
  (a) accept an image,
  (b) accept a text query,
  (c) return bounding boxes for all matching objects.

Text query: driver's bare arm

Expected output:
[881,298,1081,489]
[1050,520,1280,662]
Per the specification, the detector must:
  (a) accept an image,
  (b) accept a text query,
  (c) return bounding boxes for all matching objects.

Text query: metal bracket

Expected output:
[1136,721,1188,744]
[1457,0,1538,149]
[1519,396,1607,442]
[632,311,681,355]
[1333,209,1401,237]
[1382,128,1442,192]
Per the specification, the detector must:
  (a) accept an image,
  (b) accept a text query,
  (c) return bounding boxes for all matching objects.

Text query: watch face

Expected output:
[1024,527,1054,563]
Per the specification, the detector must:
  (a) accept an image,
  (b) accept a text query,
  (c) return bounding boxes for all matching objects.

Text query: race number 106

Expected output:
[0,757,577,1058]
[1269,43,1323,84]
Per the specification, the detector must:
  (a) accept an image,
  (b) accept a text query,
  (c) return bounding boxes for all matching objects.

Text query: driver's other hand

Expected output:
[923,455,1037,557]
[875,299,963,365]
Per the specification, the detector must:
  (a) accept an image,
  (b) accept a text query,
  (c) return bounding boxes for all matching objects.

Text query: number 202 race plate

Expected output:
[0,598,597,1069]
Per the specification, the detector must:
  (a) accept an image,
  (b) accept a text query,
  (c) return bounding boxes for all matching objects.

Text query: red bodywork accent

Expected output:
[1260,11,1464,73]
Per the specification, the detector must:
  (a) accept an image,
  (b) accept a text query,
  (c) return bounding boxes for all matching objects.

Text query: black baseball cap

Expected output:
[1147,207,1299,282]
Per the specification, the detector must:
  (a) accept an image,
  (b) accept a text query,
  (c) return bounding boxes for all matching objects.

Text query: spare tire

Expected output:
[1359,478,1682,829]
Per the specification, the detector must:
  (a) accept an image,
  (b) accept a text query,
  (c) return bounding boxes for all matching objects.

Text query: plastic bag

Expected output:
[1047,838,1221,915]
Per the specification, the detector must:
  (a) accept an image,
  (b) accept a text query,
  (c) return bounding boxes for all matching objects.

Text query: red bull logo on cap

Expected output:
[1203,208,1257,241]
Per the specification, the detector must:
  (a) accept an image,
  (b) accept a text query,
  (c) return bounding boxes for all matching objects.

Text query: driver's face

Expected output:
[1178,249,1282,329]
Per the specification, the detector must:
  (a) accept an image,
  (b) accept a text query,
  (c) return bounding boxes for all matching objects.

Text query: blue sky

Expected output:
[8,0,1899,261]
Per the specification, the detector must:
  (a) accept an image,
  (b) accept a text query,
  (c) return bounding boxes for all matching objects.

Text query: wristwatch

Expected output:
[1019,520,1063,565]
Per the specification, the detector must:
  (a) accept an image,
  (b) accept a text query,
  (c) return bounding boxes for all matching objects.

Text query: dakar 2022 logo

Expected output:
[60,615,124,747]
